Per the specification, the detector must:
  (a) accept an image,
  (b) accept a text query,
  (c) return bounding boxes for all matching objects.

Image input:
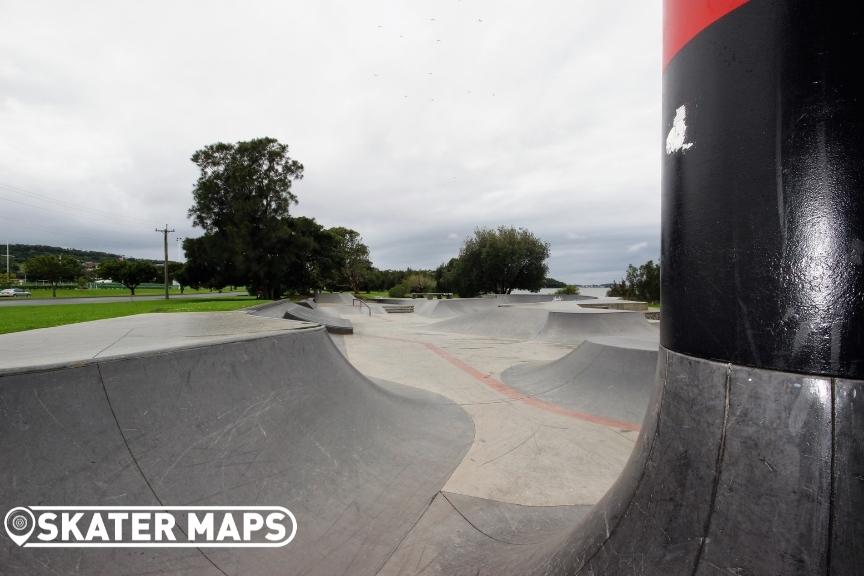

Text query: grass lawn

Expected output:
[0,297,269,335]
[17,287,235,299]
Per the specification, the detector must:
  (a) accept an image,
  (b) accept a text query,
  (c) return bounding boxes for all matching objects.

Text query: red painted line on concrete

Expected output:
[664,0,749,68]
[420,342,641,432]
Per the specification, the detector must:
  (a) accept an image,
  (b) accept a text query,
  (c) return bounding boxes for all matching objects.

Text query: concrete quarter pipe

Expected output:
[0,328,473,575]
[501,338,658,426]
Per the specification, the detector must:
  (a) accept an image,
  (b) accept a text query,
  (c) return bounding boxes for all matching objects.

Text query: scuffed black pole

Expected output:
[662,0,864,379]
[530,1,864,574]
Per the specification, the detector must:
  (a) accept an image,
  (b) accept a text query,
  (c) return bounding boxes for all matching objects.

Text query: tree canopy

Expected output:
[607,260,660,303]
[97,259,157,296]
[438,227,550,296]
[328,227,372,292]
[185,138,310,299]
[189,138,303,232]
[24,255,82,297]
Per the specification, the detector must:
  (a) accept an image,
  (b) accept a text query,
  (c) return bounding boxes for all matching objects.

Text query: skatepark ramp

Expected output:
[415,297,499,318]
[536,310,657,345]
[430,306,550,340]
[502,338,658,426]
[0,326,473,575]
[313,292,354,305]
[429,307,658,346]
[250,300,354,334]
[495,293,593,304]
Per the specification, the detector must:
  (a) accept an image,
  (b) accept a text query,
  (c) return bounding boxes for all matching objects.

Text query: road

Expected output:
[0,290,246,307]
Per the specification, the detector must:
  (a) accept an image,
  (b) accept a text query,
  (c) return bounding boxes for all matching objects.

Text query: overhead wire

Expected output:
[0,180,169,227]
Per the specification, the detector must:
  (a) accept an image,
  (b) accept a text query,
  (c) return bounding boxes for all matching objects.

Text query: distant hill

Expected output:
[2,244,124,273]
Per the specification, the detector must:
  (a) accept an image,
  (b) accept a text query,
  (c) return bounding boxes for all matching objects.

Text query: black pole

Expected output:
[526,2,864,574]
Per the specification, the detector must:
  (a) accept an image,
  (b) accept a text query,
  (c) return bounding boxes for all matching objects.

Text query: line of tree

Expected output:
[177,138,558,300]
[11,255,174,297]
[21,255,83,297]
[1,245,123,277]
[607,259,660,303]
[543,277,568,288]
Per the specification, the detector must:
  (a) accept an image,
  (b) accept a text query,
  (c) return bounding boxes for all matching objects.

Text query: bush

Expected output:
[388,284,409,298]
[402,272,437,294]
[607,260,660,303]
[555,285,581,295]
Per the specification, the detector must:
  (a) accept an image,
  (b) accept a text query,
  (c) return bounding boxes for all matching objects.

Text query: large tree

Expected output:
[98,259,158,296]
[24,255,81,297]
[451,226,550,295]
[328,227,371,292]
[187,137,304,299]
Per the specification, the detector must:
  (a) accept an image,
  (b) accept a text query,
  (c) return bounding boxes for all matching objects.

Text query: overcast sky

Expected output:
[0,0,661,284]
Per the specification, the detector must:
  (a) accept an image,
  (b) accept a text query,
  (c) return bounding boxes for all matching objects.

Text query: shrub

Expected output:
[555,285,581,295]
[402,272,437,294]
[388,283,409,298]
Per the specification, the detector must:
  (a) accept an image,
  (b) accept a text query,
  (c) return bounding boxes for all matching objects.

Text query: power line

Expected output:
[0,181,162,227]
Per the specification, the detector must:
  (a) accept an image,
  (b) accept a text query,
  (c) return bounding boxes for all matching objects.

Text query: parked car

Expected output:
[0,288,31,297]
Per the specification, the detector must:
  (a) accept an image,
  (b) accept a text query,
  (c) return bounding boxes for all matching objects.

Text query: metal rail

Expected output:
[352,296,372,316]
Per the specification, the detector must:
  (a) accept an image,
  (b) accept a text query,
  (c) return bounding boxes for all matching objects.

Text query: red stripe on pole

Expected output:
[664,0,750,68]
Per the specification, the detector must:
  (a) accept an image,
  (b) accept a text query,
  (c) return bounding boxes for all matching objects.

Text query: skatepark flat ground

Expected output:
[337,305,642,508]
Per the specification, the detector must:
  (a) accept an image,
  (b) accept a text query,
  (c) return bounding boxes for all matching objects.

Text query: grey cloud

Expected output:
[0,0,662,280]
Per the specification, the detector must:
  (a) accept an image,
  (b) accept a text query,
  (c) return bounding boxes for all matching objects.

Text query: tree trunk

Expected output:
[52,284,57,298]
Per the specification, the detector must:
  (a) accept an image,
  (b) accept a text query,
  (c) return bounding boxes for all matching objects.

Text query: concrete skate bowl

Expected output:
[536,310,658,346]
[428,307,658,346]
[496,293,594,304]
[0,327,474,575]
[250,300,354,334]
[415,297,500,319]
[428,306,550,340]
[501,338,659,426]
[314,292,354,304]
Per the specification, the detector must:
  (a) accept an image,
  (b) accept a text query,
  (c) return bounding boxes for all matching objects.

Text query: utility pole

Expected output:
[5,243,9,283]
[155,225,175,300]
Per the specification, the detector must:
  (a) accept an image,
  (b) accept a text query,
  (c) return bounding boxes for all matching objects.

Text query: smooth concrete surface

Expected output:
[0,298,660,574]
[0,312,317,373]
[536,309,658,345]
[0,326,474,575]
[415,297,499,318]
[501,337,658,425]
[249,300,354,334]
[427,304,658,346]
[313,292,354,305]
[341,309,641,509]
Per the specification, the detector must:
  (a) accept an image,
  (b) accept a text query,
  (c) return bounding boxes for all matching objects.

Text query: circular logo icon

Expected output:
[4,507,35,547]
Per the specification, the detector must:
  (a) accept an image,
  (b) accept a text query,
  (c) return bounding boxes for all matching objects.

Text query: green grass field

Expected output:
[0,297,269,335]
[10,287,234,299]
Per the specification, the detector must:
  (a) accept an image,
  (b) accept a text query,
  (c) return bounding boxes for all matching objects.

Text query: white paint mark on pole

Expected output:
[666,105,694,155]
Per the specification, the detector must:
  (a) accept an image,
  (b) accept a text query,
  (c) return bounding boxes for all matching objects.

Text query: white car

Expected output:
[0,288,31,297]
